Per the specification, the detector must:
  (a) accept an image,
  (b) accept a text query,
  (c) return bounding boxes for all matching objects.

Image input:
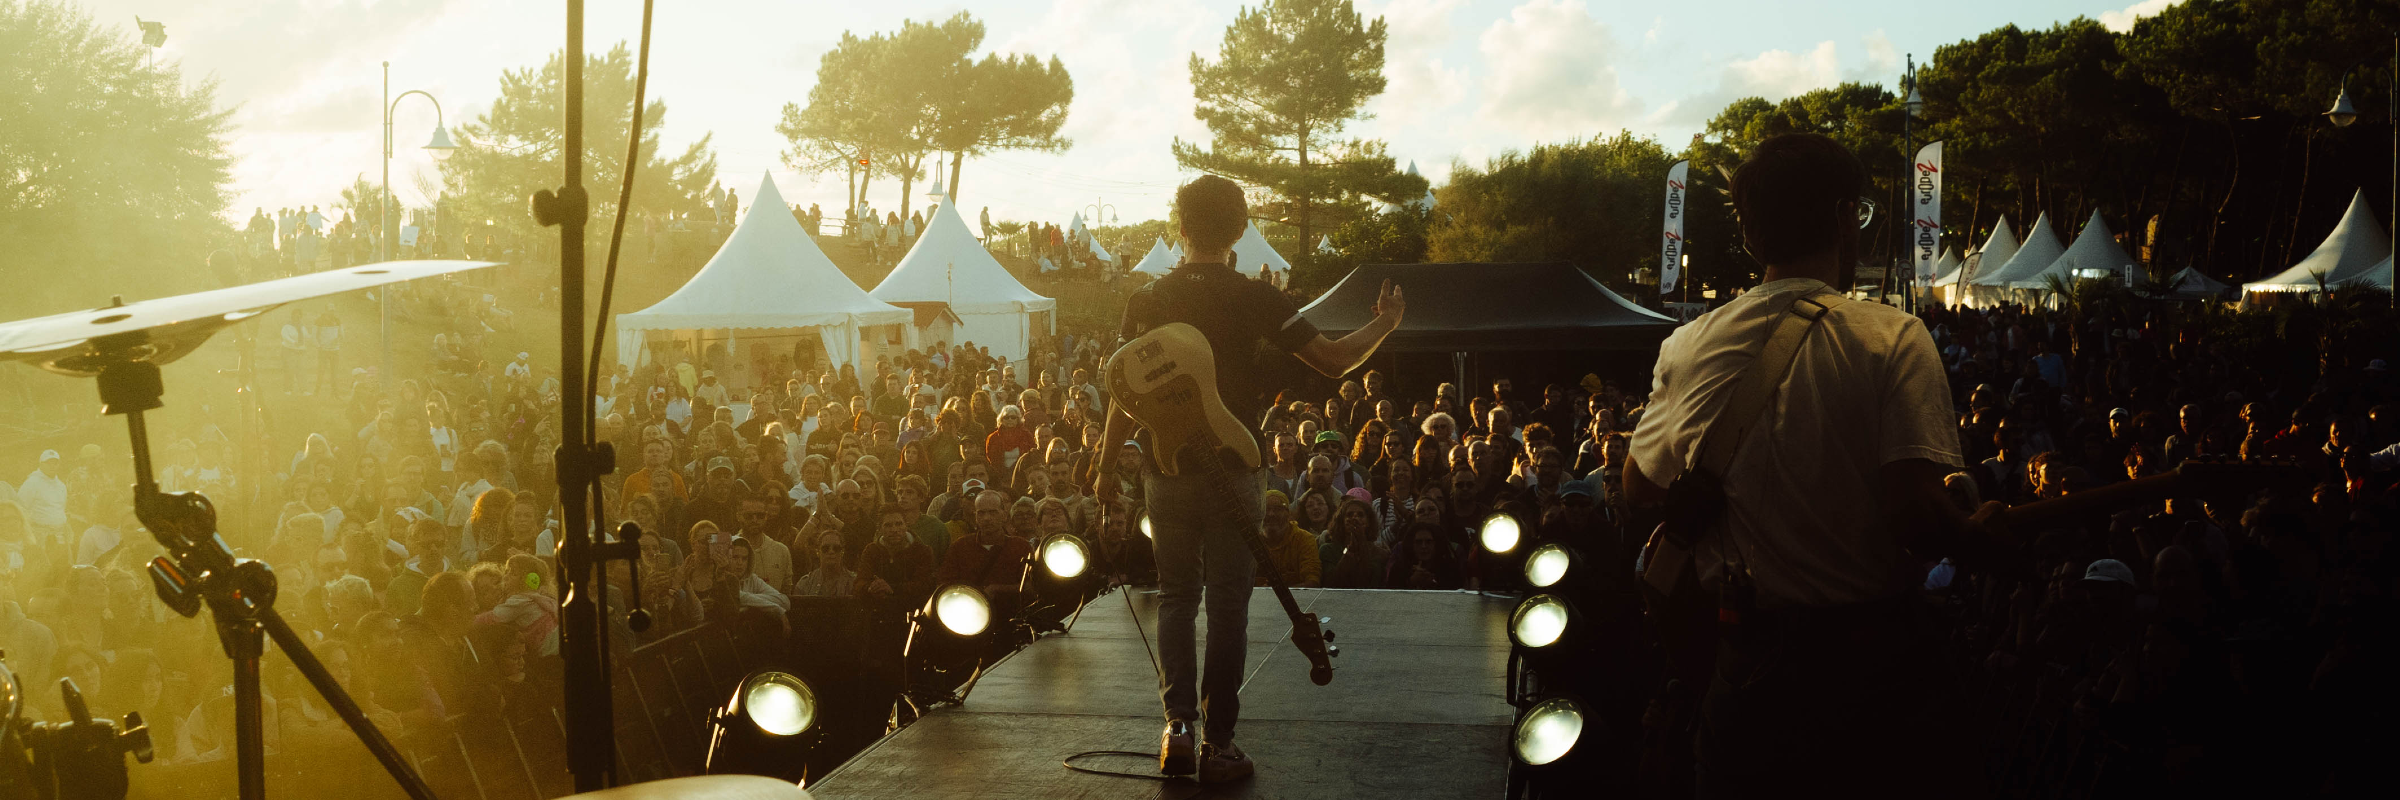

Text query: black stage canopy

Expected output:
[1298,262,1679,352]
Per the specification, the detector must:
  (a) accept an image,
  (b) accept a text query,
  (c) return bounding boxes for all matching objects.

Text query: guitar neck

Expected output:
[1197,457,1307,619]
[1997,470,2197,531]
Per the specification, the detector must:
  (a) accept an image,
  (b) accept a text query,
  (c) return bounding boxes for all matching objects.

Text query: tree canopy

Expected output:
[0,0,234,318]
[1175,0,1425,280]
[778,12,1072,219]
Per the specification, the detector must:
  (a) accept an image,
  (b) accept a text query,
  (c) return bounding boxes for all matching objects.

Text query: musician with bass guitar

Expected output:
[1090,175,1405,783]
[1622,134,2007,799]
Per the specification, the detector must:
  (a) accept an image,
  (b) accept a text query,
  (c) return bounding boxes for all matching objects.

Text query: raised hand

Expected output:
[1374,279,1406,319]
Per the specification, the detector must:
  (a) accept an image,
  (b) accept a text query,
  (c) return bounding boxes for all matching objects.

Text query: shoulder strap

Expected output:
[1690,290,1849,477]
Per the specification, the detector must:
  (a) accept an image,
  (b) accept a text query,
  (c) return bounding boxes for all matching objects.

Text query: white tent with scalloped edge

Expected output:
[1969,212,2064,299]
[1230,221,1291,276]
[617,173,908,380]
[2245,189,2393,296]
[871,199,1056,369]
[1133,237,1176,276]
[2023,210,2145,289]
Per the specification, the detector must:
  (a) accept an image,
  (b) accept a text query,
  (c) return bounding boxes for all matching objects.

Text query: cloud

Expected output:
[1655,31,1901,130]
[1475,0,1642,141]
[2099,0,2181,34]
[1360,0,1468,127]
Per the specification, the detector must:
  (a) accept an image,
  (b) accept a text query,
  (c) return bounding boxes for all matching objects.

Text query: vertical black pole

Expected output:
[557,0,613,791]
[2391,34,2396,312]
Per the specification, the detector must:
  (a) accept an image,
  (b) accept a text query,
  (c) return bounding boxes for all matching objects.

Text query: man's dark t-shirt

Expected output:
[1119,261,1318,452]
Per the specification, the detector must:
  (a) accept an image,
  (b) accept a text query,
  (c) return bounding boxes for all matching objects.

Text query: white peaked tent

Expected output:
[617,173,907,378]
[1406,161,1437,210]
[1971,212,2065,291]
[871,200,1057,369]
[1317,235,1337,254]
[1067,212,1089,243]
[1169,241,1185,261]
[1928,249,1965,305]
[1954,216,2018,308]
[1088,234,1115,263]
[2356,255,2395,290]
[1133,237,1176,276]
[2027,210,2145,288]
[2161,267,2232,300]
[1230,221,1292,276]
[2245,189,2394,295]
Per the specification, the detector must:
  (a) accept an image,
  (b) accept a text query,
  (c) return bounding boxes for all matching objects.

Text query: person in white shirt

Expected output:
[505,352,533,380]
[693,370,730,407]
[1622,133,1998,797]
[16,451,69,545]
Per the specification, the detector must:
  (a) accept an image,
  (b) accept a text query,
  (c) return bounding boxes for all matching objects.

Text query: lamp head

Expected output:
[423,125,459,160]
[2324,81,2359,128]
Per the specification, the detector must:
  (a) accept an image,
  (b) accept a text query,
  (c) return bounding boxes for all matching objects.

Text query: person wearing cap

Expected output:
[693,368,730,407]
[17,451,69,548]
[682,457,749,533]
[1092,175,1405,781]
[506,351,533,380]
[1307,431,1367,495]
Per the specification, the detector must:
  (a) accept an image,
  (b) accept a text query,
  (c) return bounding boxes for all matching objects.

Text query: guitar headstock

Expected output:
[1289,613,1337,686]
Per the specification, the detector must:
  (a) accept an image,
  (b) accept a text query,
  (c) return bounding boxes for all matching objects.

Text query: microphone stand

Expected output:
[531,0,649,791]
[85,338,436,800]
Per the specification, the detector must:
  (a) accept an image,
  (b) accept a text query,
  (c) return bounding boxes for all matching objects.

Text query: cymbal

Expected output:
[0,260,497,377]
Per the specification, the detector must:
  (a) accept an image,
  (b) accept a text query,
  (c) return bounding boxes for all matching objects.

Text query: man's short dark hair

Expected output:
[1730,133,1865,265]
[1176,175,1248,251]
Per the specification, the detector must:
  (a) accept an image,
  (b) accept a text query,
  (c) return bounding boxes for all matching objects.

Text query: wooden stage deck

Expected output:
[807,588,1515,799]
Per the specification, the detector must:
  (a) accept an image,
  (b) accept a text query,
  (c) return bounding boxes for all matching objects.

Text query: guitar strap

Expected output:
[1641,286,1847,598]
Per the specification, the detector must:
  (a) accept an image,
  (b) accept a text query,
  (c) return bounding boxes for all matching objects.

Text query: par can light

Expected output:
[933,584,993,637]
[1512,696,1587,766]
[1510,594,1572,649]
[1139,512,1154,540]
[706,671,821,780]
[1523,542,1574,589]
[1479,512,1522,555]
[1040,534,1091,579]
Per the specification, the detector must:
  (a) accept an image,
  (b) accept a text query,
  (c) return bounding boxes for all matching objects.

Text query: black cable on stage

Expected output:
[1055,578,1186,783]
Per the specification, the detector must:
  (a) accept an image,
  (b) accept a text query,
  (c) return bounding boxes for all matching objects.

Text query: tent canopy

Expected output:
[1300,262,1677,352]
[1930,249,1965,287]
[1963,215,2018,286]
[1133,237,1176,276]
[2246,189,2393,293]
[2162,267,2231,299]
[619,172,907,332]
[871,201,1056,316]
[1231,221,1292,274]
[2026,210,2144,288]
[1970,212,2064,287]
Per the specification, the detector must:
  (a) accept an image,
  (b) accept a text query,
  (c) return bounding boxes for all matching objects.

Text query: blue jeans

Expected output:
[1144,466,1261,744]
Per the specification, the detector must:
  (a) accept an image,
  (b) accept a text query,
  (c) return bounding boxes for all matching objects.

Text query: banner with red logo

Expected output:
[1912,142,1943,286]
[1661,160,1688,294]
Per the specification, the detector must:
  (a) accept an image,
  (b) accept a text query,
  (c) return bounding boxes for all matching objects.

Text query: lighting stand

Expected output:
[82,337,435,800]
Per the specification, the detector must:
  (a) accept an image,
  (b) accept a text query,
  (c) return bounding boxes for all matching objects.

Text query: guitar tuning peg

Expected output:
[1322,629,1335,642]
[1326,644,1340,658]
[1317,615,1331,626]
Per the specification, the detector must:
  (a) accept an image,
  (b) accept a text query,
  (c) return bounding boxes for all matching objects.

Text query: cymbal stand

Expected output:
[86,334,436,800]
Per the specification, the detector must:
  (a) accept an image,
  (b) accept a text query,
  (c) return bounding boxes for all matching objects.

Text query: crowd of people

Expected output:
[2,189,2394,795]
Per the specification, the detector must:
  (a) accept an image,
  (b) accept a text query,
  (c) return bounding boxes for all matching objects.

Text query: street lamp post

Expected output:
[382,61,457,390]
[2320,35,2398,311]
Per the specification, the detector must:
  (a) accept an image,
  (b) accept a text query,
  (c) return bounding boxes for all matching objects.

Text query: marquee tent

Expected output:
[1969,212,2065,299]
[1300,262,1676,352]
[616,173,908,379]
[2244,189,2393,294]
[1317,235,1337,254]
[1230,221,1292,276]
[2159,267,2232,300]
[1928,249,1967,305]
[871,199,1057,369]
[1132,237,1176,276]
[2023,210,2145,288]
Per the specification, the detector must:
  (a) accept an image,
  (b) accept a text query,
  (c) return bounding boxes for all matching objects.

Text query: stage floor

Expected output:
[808,588,1516,799]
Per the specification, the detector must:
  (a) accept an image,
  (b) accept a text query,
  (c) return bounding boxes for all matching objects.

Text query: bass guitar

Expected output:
[1104,322,1340,685]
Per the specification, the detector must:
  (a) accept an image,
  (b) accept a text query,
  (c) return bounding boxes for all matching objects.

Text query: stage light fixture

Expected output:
[1479,512,1522,555]
[1513,696,1586,766]
[1510,594,1574,650]
[1523,543,1575,590]
[932,583,992,637]
[1139,512,1154,540]
[897,583,997,724]
[705,671,820,782]
[1041,534,1090,579]
[1017,534,1101,634]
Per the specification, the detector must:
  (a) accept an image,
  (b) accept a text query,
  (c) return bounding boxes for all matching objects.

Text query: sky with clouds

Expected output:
[86,0,2181,227]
